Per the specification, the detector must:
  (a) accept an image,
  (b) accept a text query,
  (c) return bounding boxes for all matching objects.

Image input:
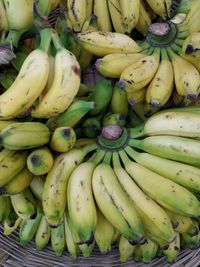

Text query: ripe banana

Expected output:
[0,122,50,150]
[119,150,200,217]
[145,0,172,19]
[51,221,65,256]
[26,147,53,175]
[94,207,116,253]
[67,0,87,32]
[35,213,51,250]
[127,87,146,106]
[125,146,200,192]
[182,32,200,59]
[95,52,146,78]
[46,100,96,131]
[0,28,51,119]
[86,0,93,20]
[0,149,28,187]
[112,152,175,242]
[107,0,124,33]
[129,135,200,167]
[135,0,151,36]
[120,0,140,33]
[2,167,33,195]
[10,188,36,220]
[77,31,143,57]
[94,0,112,32]
[43,144,97,226]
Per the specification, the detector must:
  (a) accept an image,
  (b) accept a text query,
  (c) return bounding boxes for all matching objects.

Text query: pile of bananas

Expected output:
[0,0,200,265]
[1,107,200,264]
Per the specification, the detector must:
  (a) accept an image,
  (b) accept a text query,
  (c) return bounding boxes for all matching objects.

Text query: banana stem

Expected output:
[81,143,98,156]
[118,150,130,166]
[38,28,52,52]
[51,30,63,51]
[124,146,139,161]
[128,139,142,150]
[129,124,145,138]
[103,151,112,165]
[88,149,106,165]
[112,152,121,169]
[4,30,24,48]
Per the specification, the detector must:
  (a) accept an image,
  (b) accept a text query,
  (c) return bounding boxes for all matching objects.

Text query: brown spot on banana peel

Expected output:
[71,65,81,76]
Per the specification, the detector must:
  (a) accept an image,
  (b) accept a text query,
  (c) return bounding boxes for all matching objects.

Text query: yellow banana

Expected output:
[0,28,51,119]
[77,31,143,57]
[182,32,200,59]
[145,0,172,19]
[119,235,137,262]
[86,0,93,20]
[119,0,140,33]
[35,213,51,250]
[127,87,146,106]
[94,0,112,31]
[107,0,124,33]
[67,0,87,32]
[135,0,151,36]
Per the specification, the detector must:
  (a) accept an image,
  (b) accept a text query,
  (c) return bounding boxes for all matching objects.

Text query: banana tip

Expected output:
[95,59,102,68]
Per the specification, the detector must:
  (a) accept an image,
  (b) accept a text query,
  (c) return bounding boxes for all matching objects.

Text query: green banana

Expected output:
[82,116,102,138]
[119,150,200,217]
[129,136,200,167]
[125,146,200,192]
[43,144,97,226]
[50,127,76,152]
[46,100,96,131]
[119,235,137,262]
[27,147,53,175]
[35,213,51,251]
[0,149,28,187]
[140,238,158,263]
[0,122,50,150]
[111,82,128,116]
[19,206,42,246]
[29,176,45,201]
[0,196,11,221]
[181,220,200,249]
[10,188,36,220]
[51,221,65,256]
[103,112,126,127]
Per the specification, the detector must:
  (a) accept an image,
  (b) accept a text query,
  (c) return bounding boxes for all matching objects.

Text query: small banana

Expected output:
[94,0,112,31]
[103,112,126,127]
[77,31,143,57]
[119,235,137,262]
[0,122,50,150]
[51,221,65,256]
[35,213,51,250]
[27,147,53,175]
[67,0,87,32]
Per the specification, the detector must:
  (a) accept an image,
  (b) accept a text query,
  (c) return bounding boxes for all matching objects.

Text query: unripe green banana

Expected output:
[35,213,51,251]
[51,221,65,256]
[27,147,53,175]
[50,127,76,153]
[82,116,102,138]
[133,245,142,262]
[0,196,11,221]
[29,176,45,201]
[0,122,50,150]
[46,100,96,131]
[140,238,158,263]
[119,235,137,262]
[43,144,97,226]
[79,241,96,257]
[10,188,36,220]
[19,206,42,246]
[0,149,28,187]
[2,167,33,195]
[103,112,126,127]
[111,83,128,116]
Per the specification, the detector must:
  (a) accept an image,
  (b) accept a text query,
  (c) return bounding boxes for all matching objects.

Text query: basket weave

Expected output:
[0,225,200,267]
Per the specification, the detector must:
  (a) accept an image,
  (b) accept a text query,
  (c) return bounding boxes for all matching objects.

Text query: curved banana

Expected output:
[29,176,45,201]
[119,235,136,262]
[77,31,143,57]
[0,28,51,119]
[67,0,87,32]
[107,0,124,33]
[145,0,172,19]
[94,0,112,31]
[111,82,129,116]
[127,87,146,106]
[182,32,200,59]
[35,213,51,250]
[135,0,151,36]
[51,221,65,256]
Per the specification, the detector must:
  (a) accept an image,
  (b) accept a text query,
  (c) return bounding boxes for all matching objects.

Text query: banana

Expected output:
[129,135,200,167]
[93,0,112,32]
[46,100,96,131]
[3,0,33,31]
[67,150,105,244]
[86,0,93,20]
[135,0,151,36]
[133,245,142,262]
[0,0,8,32]
[162,232,180,263]
[103,112,126,127]
[50,127,76,153]
[2,167,33,195]
[29,176,45,201]
[51,221,65,256]
[119,150,200,217]
[130,109,200,139]
[88,79,113,116]
[0,122,50,150]
[32,31,80,119]
[26,147,53,175]
[92,154,145,244]
[119,0,140,33]
[146,48,174,107]
[107,0,124,33]
[181,220,200,249]
[140,238,158,263]
[79,240,95,257]
[119,235,137,262]
[10,188,36,220]
[43,144,97,226]
[111,82,129,116]
[112,152,175,242]
[82,116,102,138]
[119,48,160,94]
[167,47,200,100]
[35,213,51,250]
[19,206,42,246]
[77,31,143,57]
[0,196,11,221]
[64,212,80,259]
[3,208,22,235]
[0,28,51,119]
[127,87,146,106]
[145,0,172,19]
[95,53,145,78]
[94,207,116,253]
[75,138,96,149]
[125,146,200,192]
[182,32,200,59]
[0,121,16,132]
[67,0,87,32]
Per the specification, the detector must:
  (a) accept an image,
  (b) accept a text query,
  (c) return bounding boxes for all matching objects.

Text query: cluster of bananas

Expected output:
[1,107,200,264]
